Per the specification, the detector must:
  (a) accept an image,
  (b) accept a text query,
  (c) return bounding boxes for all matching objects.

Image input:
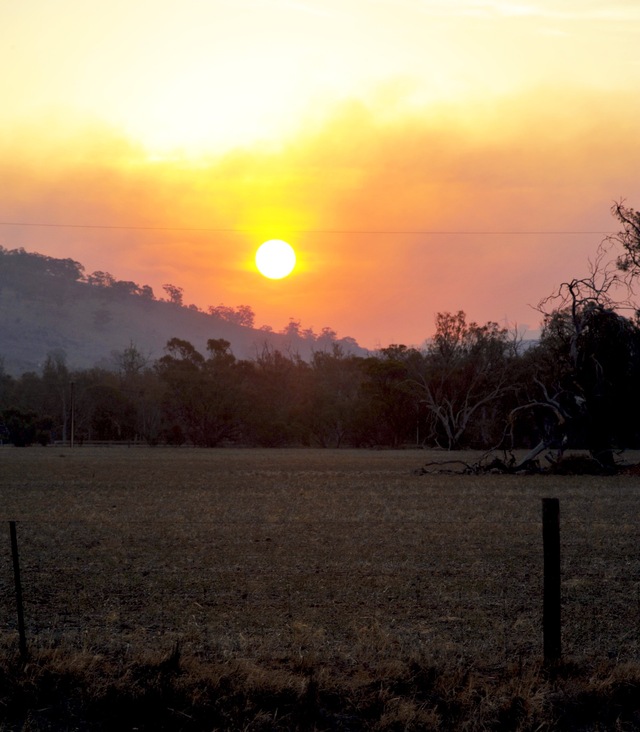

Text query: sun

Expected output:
[255,240,296,279]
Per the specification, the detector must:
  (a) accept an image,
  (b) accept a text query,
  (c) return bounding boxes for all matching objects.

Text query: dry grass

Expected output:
[1,446,640,729]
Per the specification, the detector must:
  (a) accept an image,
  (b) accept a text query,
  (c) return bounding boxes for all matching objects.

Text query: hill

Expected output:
[0,247,367,375]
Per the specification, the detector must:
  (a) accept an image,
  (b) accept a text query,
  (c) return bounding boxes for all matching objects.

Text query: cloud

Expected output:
[1,87,640,346]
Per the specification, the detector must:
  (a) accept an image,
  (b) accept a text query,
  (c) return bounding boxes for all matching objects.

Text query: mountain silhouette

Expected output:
[0,246,366,374]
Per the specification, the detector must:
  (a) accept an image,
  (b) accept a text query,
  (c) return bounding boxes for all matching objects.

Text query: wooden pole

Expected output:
[70,380,75,448]
[9,521,28,659]
[542,498,561,662]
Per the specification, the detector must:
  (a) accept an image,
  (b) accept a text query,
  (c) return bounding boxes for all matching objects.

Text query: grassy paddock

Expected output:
[1,446,640,729]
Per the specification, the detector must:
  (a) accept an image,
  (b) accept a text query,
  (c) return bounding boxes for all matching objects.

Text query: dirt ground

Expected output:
[1,446,639,664]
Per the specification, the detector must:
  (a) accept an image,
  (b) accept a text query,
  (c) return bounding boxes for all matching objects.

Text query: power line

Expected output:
[0,221,612,235]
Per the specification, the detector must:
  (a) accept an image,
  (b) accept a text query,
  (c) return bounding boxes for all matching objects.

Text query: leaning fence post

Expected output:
[542,498,561,662]
[9,521,28,659]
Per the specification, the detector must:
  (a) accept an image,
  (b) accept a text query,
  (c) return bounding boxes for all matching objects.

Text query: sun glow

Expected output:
[255,240,296,280]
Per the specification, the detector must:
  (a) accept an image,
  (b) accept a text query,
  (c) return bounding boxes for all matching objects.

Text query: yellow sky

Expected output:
[2,1,640,348]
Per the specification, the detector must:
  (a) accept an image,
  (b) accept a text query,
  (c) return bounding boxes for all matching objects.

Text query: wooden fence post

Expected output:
[9,521,28,659]
[70,380,75,448]
[542,498,561,662]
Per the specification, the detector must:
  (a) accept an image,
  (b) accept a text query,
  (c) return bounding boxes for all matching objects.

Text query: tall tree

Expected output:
[413,312,514,449]
[303,346,364,447]
[529,266,640,466]
[242,347,308,446]
[156,338,242,446]
[42,351,71,443]
[357,345,421,447]
[162,283,184,306]
[112,343,164,445]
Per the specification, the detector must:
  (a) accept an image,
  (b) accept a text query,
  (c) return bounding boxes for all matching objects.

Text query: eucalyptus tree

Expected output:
[303,346,365,447]
[156,337,243,446]
[41,351,71,442]
[358,345,423,447]
[112,343,164,445]
[413,312,515,449]
[241,346,308,446]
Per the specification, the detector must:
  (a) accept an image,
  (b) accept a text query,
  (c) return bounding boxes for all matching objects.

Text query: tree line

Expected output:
[2,203,640,466]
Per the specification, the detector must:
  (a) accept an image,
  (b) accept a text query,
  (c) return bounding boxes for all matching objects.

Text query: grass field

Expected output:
[1,446,640,730]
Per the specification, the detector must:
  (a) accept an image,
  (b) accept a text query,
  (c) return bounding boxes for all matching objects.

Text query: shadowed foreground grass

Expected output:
[1,646,640,731]
[2,447,640,729]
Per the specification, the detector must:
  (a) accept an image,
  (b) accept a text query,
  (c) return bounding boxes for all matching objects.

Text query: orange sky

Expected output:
[2,1,640,349]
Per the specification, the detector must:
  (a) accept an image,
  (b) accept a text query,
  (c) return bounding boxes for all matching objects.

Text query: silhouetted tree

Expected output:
[156,338,242,446]
[42,351,71,442]
[162,283,184,306]
[303,346,364,447]
[112,343,164,444]
[2,407,52,446]
[208,304,255,327]
[88,375,138,441]
[413,312,514,449]
[242,347,307,446]
[611,201,640,276]
[113,342,149,377]
[111,280,141,297]
[357,345,420,447]
[0,358,14,411]
[527,264,640,466]
[87,271,116,288]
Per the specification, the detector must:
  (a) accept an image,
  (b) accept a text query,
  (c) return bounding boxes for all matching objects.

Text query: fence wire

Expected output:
[2,518,639,663]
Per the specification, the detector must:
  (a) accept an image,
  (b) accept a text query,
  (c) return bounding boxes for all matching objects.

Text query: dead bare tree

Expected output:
[410,312,516,449]
[513,241,640,468]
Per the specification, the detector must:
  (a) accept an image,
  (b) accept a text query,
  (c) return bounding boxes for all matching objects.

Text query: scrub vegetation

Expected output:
[1,448,639,729]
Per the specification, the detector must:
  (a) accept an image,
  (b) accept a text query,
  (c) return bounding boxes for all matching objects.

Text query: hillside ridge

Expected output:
[0,246,366,375]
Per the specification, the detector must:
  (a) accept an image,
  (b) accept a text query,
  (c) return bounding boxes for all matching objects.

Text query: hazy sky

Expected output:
[2,0,640,348]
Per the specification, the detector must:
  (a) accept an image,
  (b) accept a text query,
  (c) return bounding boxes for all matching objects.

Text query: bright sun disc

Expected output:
[255,239,296,279]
